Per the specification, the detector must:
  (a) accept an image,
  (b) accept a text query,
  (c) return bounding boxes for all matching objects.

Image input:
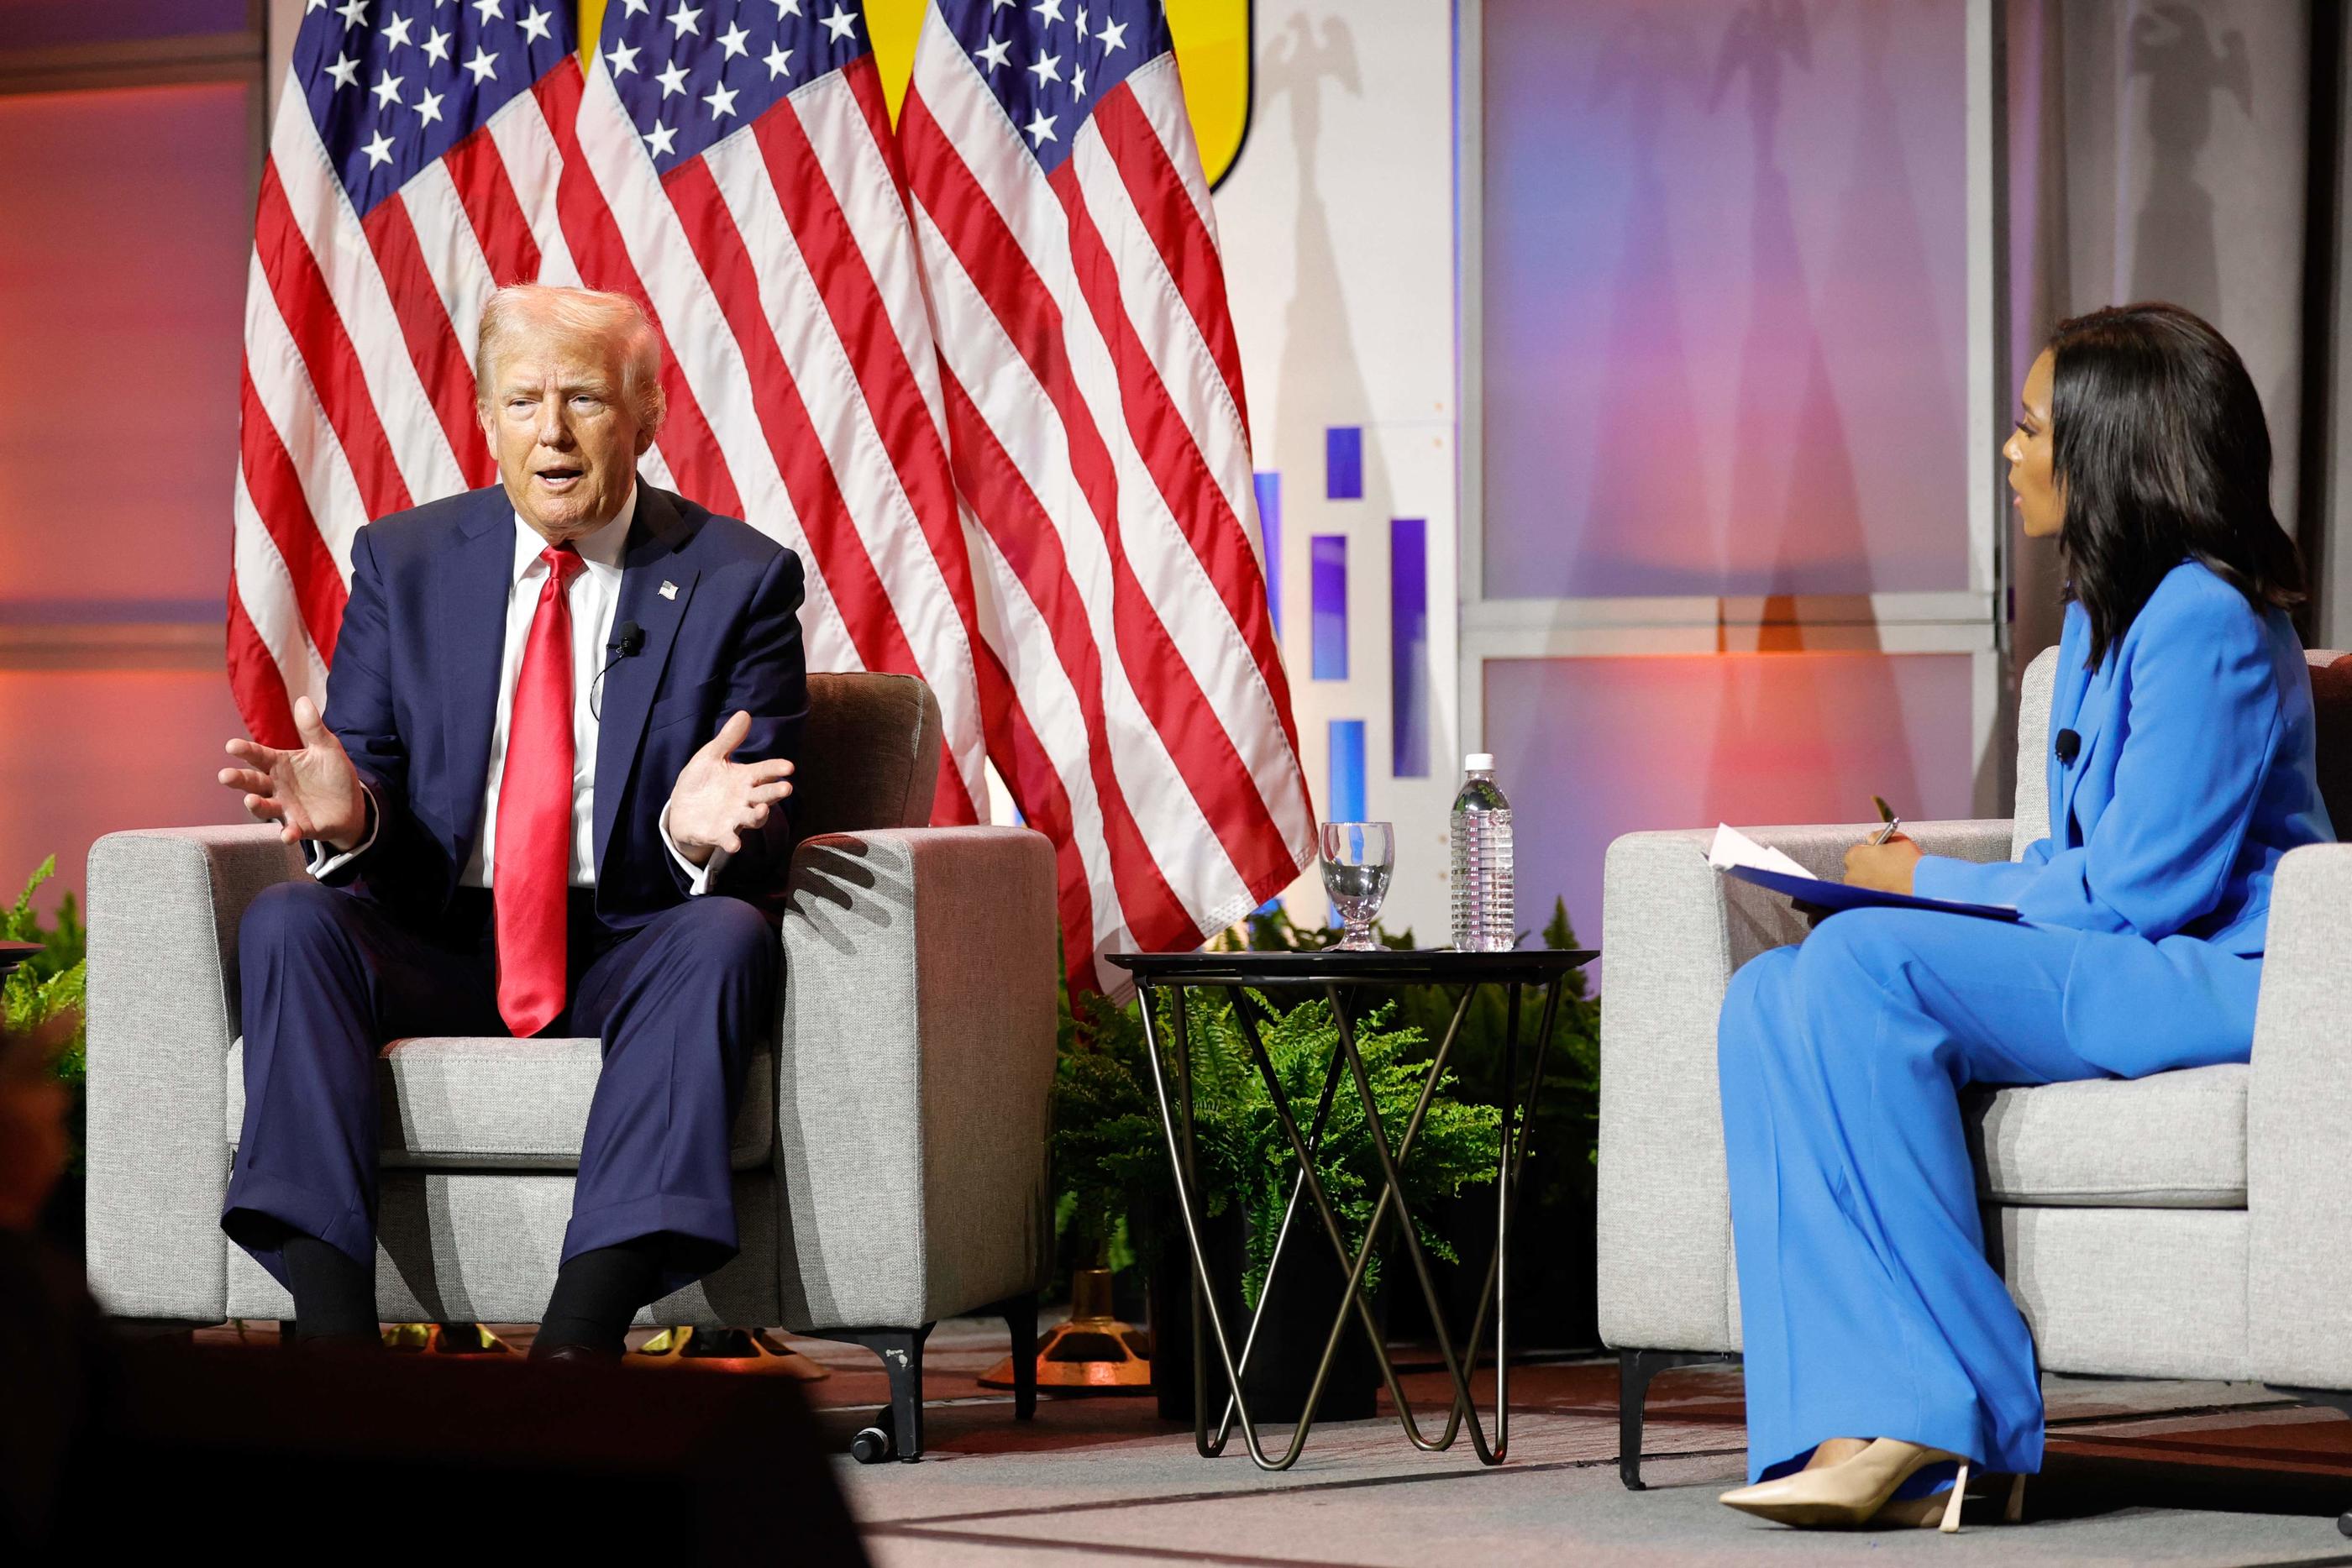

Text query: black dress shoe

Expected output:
[529,1340,621,1365]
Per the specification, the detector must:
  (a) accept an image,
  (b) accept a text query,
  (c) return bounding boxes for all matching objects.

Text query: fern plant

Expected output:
[3,857,89,1168]
[1189,990,1499,1306]
[1053,895,1601,1331]
[1054,978,1502,1308]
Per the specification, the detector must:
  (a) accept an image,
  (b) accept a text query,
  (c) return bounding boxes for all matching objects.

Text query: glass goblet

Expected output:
[1320,821,1395,952]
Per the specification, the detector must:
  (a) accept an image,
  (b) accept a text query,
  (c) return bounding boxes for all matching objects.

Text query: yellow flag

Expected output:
[576,1,1250,185]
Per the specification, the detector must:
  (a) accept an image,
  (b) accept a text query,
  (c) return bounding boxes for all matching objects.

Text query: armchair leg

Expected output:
[826,1325,933,1463]
[990,1292,1039,1420]
[103,1319,203,1343]
[1620,1349,1741,1491]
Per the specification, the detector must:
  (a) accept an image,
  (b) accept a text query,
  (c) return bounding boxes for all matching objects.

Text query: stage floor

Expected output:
[829,1319,2352,1566]
[199,1315,2352,1563]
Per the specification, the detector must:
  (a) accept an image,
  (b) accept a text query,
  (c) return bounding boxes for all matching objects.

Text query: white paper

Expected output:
[1706,824,1817,881]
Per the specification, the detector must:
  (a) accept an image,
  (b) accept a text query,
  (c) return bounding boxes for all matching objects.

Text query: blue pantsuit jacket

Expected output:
[1719,561,2332,1481]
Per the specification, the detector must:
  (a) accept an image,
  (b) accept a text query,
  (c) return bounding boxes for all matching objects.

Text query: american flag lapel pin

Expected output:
[659,580,678,600]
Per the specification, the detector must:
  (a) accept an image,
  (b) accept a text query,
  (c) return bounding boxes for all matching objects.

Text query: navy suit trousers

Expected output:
[220,878,775,1297]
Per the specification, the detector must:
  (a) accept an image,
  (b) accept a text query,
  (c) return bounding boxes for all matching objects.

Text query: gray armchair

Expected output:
[1598,644,2352,1487]
[84,671,1058,1461]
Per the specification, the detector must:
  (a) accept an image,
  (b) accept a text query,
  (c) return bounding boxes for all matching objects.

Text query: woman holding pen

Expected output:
[1714,303,2332,1530]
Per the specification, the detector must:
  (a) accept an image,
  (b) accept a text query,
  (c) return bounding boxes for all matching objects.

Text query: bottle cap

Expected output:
[1465,753,1494,772]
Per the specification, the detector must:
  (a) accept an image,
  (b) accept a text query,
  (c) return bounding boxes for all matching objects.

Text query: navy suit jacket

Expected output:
[318,480,808,931]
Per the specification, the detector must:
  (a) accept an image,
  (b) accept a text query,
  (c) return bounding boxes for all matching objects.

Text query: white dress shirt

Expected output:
[311,486,722,894]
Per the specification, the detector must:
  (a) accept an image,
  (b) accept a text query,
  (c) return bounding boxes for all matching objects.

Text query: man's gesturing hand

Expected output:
[218,695,369,850]
[667,710,795,868]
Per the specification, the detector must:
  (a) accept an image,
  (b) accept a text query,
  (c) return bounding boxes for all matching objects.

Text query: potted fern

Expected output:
[3,857,89,1252]
[1057,975,1502,1424]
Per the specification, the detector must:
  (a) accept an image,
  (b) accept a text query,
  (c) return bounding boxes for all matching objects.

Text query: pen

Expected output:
[1872,811,1903,847]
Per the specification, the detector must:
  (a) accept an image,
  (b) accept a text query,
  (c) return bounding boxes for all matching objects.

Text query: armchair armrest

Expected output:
[2249,843,2352,1388]
[84,825,302,1320]
[774,826,1057,1332]
[1596,818,2013,1354]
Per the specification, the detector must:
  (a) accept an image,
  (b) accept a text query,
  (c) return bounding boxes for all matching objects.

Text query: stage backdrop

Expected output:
[0,2,1459,943]
[246,0,1467,942]
[3,1,1997,963]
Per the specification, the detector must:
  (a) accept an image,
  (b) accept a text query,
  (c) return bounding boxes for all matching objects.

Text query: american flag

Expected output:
[566,0,992,821]
[232,0,994,822]
[232,0,579,747]
[232,0,1314,986]
[900,0,1315,991]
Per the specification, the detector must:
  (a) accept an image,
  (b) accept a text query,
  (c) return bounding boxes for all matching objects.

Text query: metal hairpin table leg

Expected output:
[1205,988,1367,1458]
[1360,975,1563,1463]
[1127,950,1594,1473]
[1320,980,1500,1461]
[1142,981,1336,1469]
[1216,983,1483,1459]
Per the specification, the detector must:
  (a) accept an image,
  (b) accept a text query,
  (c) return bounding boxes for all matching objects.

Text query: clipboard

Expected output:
[1719,863,2022,923]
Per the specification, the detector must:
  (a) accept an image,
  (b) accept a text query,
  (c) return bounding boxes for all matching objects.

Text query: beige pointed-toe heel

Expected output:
[1861,1460,1971,1532]
[1718,1439,1971,1528]
[1871,1467,2028,1534]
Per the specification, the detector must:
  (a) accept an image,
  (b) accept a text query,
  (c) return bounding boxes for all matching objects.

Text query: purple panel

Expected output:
[1254,470,1283,637]
[1481,0,1970,598]
[1326,426,1363,501]
[1389,518,1430,777]
[1310,534,1348,680]
[1485,653,1977,960]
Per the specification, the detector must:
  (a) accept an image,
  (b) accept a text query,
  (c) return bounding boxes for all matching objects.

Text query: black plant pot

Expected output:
[1145,1204,1240,1424]
[1239,1228,1383,1424]
[1384,1156,1600,1356]
[1146,1205,1383,1426]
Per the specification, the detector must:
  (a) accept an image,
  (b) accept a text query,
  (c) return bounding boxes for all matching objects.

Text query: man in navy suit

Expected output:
[213,285,806,1358]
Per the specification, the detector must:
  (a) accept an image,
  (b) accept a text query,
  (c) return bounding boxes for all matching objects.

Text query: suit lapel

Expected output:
[592,482,701,875]
[2055,647,2118,849]
[438,490,517,870]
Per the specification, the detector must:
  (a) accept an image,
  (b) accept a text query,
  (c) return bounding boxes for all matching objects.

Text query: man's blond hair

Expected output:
[474,285,668,436]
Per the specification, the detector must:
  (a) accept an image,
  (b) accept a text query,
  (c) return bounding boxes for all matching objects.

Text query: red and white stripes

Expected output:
[232,11,1312,984]
[559,50,992,821]
[900,5,1314,990]
[232,77,577,746]
[233,47,991,825]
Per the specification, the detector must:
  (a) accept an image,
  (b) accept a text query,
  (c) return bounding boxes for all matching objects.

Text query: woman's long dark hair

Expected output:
[2049,302,2304,669]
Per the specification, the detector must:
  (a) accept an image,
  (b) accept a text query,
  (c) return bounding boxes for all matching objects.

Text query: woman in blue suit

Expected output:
[1715,302,2333,1530]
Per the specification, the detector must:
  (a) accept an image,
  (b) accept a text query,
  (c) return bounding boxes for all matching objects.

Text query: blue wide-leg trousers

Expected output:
[1718,908,2255,1482]
[221,879,775,1297]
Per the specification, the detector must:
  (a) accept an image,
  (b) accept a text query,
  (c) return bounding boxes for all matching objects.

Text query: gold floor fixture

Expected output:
[980,1266,1151,1393]
[632,1326,831,1379]
[382,1322,510,1354]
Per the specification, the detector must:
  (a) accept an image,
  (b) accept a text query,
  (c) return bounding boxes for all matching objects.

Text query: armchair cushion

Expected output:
[223,1036,777,1172]
[1966,1064,2247,1209]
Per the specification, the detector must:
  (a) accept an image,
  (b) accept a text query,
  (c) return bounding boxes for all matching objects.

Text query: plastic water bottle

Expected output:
[1450,753,1515,951]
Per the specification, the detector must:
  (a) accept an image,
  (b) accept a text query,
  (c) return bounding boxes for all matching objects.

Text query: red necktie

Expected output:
[495,543,585,1037]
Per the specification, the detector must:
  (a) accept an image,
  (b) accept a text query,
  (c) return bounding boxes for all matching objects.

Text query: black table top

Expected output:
[1106,947,1596,985]
[0,941,41,979]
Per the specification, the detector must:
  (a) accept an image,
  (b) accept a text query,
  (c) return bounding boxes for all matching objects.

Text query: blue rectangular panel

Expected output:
[1327,720,1368,823]
[1253,470,1283,637]
[1310,534,1348,679]
[1389,517,1430,778]
[1326,426,1363,501]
